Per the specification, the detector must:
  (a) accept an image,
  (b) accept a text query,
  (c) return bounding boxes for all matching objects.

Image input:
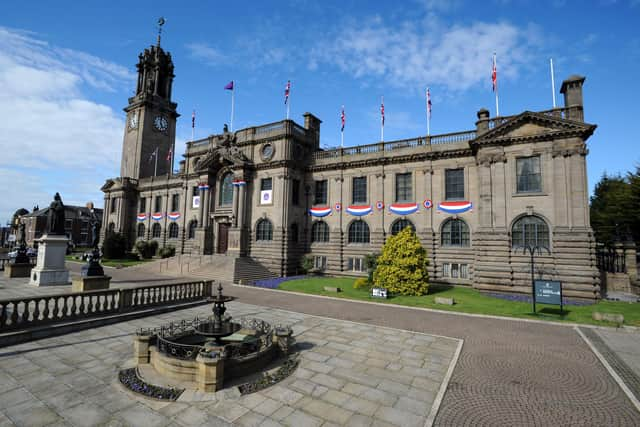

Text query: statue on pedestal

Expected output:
[48,193,66,236]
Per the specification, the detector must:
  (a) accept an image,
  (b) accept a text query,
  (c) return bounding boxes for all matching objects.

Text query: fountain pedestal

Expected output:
[196,353,225,392]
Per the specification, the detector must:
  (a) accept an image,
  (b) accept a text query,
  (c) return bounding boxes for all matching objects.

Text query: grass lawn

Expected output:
[65,255,150,268]
[278,277,640,327]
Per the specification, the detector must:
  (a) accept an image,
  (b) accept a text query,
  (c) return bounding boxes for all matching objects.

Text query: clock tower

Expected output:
[121,34,178,179]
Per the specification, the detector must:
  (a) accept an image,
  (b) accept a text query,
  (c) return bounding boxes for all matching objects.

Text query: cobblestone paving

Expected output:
[581,327,640,403]
[0,301,459,427]
[225,286,640,426]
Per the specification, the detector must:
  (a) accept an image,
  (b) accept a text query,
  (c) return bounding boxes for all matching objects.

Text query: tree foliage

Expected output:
[102,232,126,259]
[373,227,429,296]
[590,167,640,244]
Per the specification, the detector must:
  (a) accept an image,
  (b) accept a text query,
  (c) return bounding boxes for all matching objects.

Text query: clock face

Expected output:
[128,112,138,130]
[261,143,274,160]
[153,115,168,132]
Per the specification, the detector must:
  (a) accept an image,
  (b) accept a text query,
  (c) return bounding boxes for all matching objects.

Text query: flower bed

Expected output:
[252,275,307,289]
[483,292,594,306]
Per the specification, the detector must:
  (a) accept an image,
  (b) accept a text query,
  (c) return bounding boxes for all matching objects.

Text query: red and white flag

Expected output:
[492,54,498,92]
[284,80,290,104]
[340,105,345,132]
[427,88,432,119]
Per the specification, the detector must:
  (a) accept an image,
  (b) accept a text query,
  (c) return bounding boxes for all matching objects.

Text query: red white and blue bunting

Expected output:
[334,202,342,212]
[345,205,373,216]
[167,212,181,221]
[151,213,164,221]
[136,213,147,222]
[309,207,332,217]
[232,180,246,187]
[423,199,433,209]
[197,183,209,190]
[438,201,473,214]
[389,203,419,215]
[376,201,385,211]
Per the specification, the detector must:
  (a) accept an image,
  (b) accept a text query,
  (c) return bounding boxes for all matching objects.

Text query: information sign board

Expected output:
[534,280,562,305]
[371,287,388,299]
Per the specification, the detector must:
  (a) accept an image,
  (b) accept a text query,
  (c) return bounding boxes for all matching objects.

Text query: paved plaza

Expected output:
[0,265,639,426]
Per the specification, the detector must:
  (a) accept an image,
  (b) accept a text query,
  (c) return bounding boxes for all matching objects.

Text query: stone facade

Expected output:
[102,42,600,299]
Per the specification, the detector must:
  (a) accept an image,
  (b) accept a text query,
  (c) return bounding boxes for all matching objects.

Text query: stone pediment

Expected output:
[194,145,252,173]
[473,111,596,147]
[100,179,116,192]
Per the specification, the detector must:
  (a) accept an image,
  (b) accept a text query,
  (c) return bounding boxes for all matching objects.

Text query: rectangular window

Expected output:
[154,196,162,213]
[110,198,117,214]
[352,177,367,204]
[347,257,365,272]
[445,169,465,200]
[261,178,273,191]
[314,180,328,205]
[314,256,327,271]
[292,179,300,206]
[442,263,469,279]
[516,156,542,193]
[171,194,180,212]
[395,173,412,202]
[139,197,146,213]
[192,186,199,197]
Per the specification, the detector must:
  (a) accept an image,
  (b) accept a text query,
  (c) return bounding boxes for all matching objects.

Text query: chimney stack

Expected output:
[560,75,585,121]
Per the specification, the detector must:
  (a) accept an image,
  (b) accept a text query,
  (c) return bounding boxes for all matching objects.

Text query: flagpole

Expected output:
[191,110,195,142]
[381,95,384,142]
[286,82,290,120]
[154,146,158,177]
[550,58,556,108]
[427,87,431,137]
[341,129,344,148]
[493,53,500,117]
[230,84,235,132]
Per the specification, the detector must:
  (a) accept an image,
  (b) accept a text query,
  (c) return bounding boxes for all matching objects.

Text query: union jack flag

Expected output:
[341,106,345,132]
[192,110,195,128]
[492,54,497,92]
[381,98,385,127]
[284,80,290,104]
[427,88,432,119]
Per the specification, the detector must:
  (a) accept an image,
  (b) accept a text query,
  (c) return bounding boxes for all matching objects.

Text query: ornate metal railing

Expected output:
[148,316,276,361]
[0,280,213,332]
[596,248,626,273]
[312,130,476,162]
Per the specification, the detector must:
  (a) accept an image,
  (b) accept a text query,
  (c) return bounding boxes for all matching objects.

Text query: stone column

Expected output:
[623,240,638,285]
[198,187,205,226]
[237,184,246,229]
[232,184,239,228]
[196,353,225,392]
[202,188,210,228]
[133,334,152,364]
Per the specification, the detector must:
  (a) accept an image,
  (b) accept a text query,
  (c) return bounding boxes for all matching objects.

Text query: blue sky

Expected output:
[1,0,639,224]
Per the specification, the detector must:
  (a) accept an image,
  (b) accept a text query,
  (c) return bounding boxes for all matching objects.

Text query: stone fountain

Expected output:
[125,282,295,397]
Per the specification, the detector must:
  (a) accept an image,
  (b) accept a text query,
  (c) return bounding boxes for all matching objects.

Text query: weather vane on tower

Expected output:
[157,17,165,47]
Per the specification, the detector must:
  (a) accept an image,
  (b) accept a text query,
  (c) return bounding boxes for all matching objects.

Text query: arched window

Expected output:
[290,223,298,242]
[311,221,330,243]
[512,215,549,248]
[219,173,233,206]
[256,219,273,241]
[188,220,197,239]
[391,219,415,236]
[108,222,115,235]
[137,223,145,238]
[348,220,370,244]
[441,218,470,247]
[168,223,179,239]
[152,223,161,238]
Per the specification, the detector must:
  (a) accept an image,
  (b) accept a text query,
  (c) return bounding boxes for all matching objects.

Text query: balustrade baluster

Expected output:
[0,303,7,327]
[78,295,85,316]
[32,299,41,322]
[10,302,19,326]
[70,296,78,318]
[88,295,95,313]
[21,301,29,324]
[62,297,70,318]
[135,289,141,306]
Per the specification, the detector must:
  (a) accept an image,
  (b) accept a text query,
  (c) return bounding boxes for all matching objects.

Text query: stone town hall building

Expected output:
[102,39,600,299]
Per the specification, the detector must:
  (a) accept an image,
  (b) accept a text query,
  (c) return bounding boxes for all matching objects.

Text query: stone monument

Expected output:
[4,222,33,278]
[72,216,111,292]
[29,193,71,286]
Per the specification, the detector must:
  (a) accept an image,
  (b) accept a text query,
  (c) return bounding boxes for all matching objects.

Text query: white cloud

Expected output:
[0,26,130,224]
[185,42,228,65]
[310,17,542,93]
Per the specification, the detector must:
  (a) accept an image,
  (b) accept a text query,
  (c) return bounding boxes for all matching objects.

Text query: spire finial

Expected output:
[157,17,165,47]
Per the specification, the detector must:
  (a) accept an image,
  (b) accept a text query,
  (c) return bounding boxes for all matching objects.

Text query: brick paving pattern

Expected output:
[226,286,640,426]
[0,301,459,427]
[581,327,640,403]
